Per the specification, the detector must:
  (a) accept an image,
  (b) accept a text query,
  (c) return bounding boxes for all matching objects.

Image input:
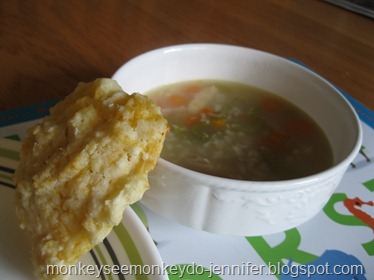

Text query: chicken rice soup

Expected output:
[147,80,333,181]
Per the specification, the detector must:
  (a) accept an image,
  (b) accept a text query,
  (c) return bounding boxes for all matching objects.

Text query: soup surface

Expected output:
[147,80,333,181]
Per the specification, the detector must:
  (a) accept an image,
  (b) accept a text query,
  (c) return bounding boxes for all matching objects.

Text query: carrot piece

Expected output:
[155,97,170,108]
[261,98,283,113]
[262,131,287,153]
[199,107,214,116]
[211,117,226,129]
[287,119,311,135]
[183,84,202,95]
[168,94,189,107]
[184,115,201,126]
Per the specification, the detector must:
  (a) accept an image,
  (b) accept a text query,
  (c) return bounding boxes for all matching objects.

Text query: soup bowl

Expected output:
[112,44,362,236]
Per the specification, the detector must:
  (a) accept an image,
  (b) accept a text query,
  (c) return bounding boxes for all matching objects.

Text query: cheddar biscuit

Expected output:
[14,78,168,280]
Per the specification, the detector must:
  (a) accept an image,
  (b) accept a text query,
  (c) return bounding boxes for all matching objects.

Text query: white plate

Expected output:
[0,137,168,280]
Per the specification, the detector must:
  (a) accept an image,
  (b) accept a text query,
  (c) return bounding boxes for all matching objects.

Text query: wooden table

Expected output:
[1,0,373,111]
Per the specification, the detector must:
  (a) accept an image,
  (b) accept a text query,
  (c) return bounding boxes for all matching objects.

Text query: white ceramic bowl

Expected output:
[112,44,362,236]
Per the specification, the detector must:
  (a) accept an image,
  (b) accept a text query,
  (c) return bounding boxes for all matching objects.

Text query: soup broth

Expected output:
[147,80,333,181]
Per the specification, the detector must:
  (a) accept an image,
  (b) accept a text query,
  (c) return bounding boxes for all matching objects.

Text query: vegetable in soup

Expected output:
[147,80,333,181]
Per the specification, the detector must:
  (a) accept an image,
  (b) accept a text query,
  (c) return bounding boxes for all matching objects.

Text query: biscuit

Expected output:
[14,78,168,280]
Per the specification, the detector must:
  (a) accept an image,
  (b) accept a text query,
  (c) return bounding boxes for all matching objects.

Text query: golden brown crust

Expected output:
[14,78,168,280]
